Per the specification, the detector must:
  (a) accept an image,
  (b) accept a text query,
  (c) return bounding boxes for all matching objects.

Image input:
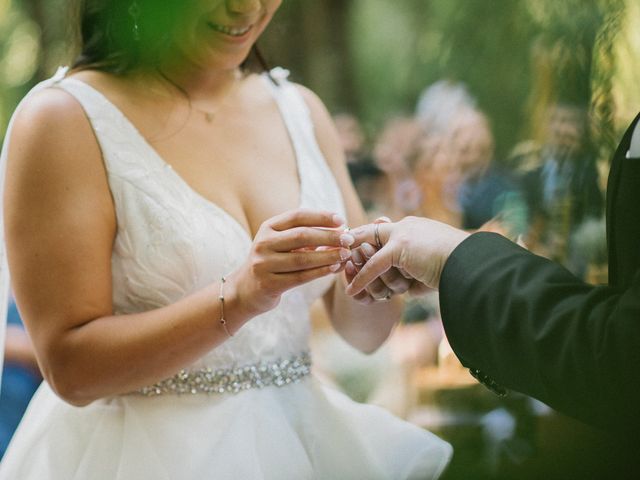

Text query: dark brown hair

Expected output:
[71,0,269,74]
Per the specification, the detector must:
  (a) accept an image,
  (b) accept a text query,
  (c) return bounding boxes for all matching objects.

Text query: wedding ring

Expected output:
[374,223,383,249]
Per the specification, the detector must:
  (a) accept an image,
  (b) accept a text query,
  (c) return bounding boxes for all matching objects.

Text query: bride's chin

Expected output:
[201,51,253,71]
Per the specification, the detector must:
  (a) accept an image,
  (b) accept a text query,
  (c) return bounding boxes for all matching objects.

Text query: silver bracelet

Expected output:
[219,276,233,338]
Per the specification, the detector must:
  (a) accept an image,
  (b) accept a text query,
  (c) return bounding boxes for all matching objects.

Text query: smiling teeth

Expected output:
[209,23,251,36]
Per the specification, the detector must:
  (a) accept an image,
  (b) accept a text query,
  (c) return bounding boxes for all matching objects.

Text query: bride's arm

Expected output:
[4,88,348,406]
[296,86,403,354]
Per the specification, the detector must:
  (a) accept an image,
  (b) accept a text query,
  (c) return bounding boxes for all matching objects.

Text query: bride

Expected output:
[0,0,451,478]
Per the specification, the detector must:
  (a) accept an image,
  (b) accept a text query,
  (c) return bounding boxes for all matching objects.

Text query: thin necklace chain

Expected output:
[156,68,245,123]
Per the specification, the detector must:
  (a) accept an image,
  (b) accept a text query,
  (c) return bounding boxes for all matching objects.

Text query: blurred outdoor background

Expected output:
[2,0,640,478]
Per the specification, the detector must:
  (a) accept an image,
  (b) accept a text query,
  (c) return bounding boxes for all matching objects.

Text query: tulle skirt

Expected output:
[0,377,451,479]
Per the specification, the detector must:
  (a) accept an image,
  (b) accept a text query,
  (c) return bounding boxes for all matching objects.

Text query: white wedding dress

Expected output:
[0,67,452,479]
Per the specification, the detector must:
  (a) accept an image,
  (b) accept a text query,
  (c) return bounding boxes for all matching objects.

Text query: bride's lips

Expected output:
[206,21,254,42]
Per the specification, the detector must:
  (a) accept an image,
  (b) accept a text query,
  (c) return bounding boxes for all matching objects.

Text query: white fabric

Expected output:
[629,120,640,158]
[0,68,452,479]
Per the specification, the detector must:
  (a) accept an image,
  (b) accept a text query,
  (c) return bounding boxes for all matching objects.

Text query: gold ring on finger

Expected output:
[374,223,383,249]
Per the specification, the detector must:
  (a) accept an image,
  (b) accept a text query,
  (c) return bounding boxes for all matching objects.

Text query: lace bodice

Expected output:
[50,67,346,370]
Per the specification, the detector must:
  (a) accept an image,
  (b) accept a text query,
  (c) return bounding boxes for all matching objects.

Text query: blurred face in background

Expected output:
[544,104,586,160]
[448,109,494,178]
[373,117,423,177]
[172,0,282,71]
[334,114,366,163]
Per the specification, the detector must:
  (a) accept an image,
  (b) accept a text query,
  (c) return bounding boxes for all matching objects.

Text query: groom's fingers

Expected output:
[360,243,410,295]
[345,246,394,296]
[349,222,392,249]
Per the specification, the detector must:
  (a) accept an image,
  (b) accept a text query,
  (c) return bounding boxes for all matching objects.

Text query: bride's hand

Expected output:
[230,209,353,316]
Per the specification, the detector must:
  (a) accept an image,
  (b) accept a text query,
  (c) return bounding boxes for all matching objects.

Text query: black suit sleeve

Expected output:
[439,232,640,432]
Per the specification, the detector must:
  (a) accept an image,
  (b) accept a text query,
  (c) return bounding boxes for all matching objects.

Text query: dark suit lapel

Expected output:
[606,113,640,286]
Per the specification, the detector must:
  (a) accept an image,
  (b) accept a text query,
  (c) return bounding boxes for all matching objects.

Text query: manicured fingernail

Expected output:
[340,233,355,247]
[377,216,392,223]
[345,261,356,275]
[339,248,351,261]
[351,249,363,266]
[330,262,342,273]
[332,214,346,226]
[361,243,376,257]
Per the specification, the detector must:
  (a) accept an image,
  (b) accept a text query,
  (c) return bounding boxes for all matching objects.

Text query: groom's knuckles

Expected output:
[367,281,388,298]
[383,274,409,293]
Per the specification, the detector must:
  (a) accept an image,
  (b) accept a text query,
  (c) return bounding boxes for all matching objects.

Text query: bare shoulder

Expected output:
[293,84,331,124]
[5,84,113,227]
[9,85,97,169]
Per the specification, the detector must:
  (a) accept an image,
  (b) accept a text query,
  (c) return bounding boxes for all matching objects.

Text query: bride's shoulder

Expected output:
[6,71,104,186]
[9,82,90,150]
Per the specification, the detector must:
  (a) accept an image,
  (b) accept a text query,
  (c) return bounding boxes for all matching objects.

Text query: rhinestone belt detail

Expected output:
[137,352,312,396]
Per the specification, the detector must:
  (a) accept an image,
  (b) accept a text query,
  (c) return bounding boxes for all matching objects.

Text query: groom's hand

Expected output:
[345,216,470,295]
[344,241,413,303]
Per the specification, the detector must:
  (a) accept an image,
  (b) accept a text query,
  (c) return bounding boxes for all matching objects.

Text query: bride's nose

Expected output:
[226,0,261,15]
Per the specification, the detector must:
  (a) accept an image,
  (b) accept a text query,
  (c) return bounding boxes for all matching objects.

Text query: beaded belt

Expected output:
[137,352,312,396]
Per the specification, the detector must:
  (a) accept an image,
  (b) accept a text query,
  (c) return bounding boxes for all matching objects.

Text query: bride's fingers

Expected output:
[276,263,341,290]
[270,248,351,273]
[267,209,345,232]
[270,227,354,252]
[350,248,366,270]
[346,246,394,296]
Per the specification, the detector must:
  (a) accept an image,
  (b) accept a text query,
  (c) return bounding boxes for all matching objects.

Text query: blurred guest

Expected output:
[452,109,528,238]
[370,116,424,220]
[333,112,368,166]
[416,80,477,135]
[332,113,385,214]
[414,82,526,236]
[413,81,477,228]
[510,103,604,275]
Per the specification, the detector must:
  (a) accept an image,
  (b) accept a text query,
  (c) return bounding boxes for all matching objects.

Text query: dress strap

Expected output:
[262,68,334,205]
[52,76,152,179]
[263,68,316,151]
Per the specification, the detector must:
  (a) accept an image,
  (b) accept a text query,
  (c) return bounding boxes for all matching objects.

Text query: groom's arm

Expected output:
[439,232,640,433]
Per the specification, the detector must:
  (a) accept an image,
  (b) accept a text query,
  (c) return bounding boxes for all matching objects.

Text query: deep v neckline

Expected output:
[61,75,305,243]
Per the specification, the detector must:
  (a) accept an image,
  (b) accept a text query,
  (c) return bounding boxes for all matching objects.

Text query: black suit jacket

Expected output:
[439,114,640,433]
